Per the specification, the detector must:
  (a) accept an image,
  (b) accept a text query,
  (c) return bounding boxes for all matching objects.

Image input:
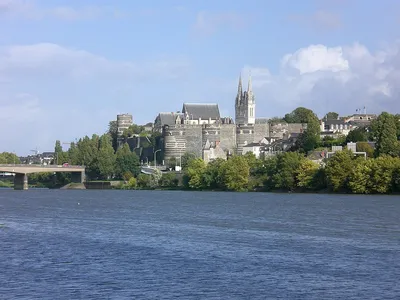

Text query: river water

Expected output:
[0,190,399,299]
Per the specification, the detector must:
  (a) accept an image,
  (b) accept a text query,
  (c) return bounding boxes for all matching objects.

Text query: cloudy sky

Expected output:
[1,0,400,155]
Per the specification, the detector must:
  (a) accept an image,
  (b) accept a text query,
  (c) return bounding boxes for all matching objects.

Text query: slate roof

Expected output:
[157,112,183,126]
[182,103,220,120]
[255,118,269,124]
[322,119,346,125]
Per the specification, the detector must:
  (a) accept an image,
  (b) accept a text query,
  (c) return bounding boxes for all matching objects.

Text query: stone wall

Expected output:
[185,125,203,157]
[219,124,236,152]
[270,123,306,139]
[253,123,270,142]
[236,124,255,154]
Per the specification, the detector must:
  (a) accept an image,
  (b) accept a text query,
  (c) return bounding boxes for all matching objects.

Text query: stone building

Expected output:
[158,73,302,163]
[116,113,133,147]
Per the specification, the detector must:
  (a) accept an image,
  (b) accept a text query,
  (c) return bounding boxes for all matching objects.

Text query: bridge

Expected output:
[0,164,86,190]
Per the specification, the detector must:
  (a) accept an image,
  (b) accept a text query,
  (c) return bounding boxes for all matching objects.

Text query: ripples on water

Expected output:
[0,190,399,299]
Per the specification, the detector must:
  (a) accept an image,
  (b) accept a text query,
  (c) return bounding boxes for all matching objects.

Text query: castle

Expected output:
[155,74,274,163]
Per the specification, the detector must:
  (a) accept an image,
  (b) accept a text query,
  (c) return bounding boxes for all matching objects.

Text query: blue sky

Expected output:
[1,0,400,155]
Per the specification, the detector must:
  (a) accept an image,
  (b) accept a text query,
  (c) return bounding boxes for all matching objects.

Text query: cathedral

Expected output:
[154,73,270,163]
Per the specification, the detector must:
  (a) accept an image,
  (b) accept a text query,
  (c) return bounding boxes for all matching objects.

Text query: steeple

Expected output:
[247,71,252,93]
[236,74,243,105]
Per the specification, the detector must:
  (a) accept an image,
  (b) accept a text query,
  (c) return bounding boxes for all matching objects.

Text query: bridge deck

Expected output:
[0,164,85,174]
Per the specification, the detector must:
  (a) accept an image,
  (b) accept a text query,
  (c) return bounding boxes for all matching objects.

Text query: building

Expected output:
[157,73,307,163]
[320,119,351,138]
[117,114,133,146]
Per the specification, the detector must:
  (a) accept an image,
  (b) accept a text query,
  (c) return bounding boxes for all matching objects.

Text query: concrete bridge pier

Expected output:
[71,171,85,184]
[14,173,28,190]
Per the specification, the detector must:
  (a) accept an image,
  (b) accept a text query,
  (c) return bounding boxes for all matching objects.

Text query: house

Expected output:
[202,140,227,163]
[320,119,351,136]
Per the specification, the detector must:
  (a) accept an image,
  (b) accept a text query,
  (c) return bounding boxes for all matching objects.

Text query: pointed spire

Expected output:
[238,73,243,94]
[247,70,252,93]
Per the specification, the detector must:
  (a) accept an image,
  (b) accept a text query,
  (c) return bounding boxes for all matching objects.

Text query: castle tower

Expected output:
[235,72,255,125]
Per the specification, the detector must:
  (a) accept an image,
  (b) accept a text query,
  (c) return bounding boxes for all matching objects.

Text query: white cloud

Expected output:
[0,43,190,81]
[243,42,400,118]
[0,43,190,155]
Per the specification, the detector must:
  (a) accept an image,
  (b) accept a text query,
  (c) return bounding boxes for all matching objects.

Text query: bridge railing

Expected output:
[0,164,85,169]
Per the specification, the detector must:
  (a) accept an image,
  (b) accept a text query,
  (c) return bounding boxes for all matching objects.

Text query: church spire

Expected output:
[238,73,243,95]
[247,71,252,93]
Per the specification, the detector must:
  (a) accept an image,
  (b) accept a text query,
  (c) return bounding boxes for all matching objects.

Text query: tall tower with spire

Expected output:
[235,72,255,125]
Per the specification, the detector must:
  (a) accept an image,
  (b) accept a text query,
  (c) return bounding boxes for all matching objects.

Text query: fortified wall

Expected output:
[162,122,271,162]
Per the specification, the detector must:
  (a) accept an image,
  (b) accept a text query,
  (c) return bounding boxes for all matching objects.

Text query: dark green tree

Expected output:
[346,127,368,143]
[115,143,140,178]
[324,112,339,120]
[96,134,116,179]
[272,152,304,191]
[107,120,118,151]
[371,112,399,157]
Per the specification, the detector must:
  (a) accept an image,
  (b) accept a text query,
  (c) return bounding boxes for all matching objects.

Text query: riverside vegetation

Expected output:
[1,108,400,194]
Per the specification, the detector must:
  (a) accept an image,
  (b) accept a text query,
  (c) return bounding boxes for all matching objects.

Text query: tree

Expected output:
[96,134,116,179]
[368,156,400,194]
[346,127,368,143]
[115,143,140,179]
[356,142,374,158]
[273,152,304,191]
[285,107,321,153]
[372,112,399,157]
[122,124,145,138]
[202,158,225,189]
[0,152,20,164]
[348,158,374,194]
[159,173,179,188]
[324,112,339,120]
[218,156,250,191]
[181,152,197,170]
[184,158,207,189]
[296,159,320,190]
[107,120,118,151]
[54,140,68,165]
[325,149,355,192]
[284,107,315,123]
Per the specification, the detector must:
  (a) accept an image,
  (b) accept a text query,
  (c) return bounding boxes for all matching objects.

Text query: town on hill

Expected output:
[1,74,399,193]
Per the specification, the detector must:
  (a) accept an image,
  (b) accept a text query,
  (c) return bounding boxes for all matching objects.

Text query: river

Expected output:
[0,190,399,299]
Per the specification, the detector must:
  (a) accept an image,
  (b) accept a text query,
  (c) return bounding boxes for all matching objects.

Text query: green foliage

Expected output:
[346,127,368,143]
[285,107,320,152]
[0,152,20,164]
[137,174,151,189]
[122,124,145,138]
[115,143,140,179]
[296,159,320,190]
[218,156,250,191]
[107,120,118,151]
[127,177,137,189]
[356,142,374,158]
[372,112,399,157]
[181,152,197,170]
[325,149,355,192]
[95,135,116,179]
[272,152,304,191]
[284,107,314,123]
[159,173,179,188]
[202,158,225,189]
[325,112,339,120]
[183,158,207,189]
